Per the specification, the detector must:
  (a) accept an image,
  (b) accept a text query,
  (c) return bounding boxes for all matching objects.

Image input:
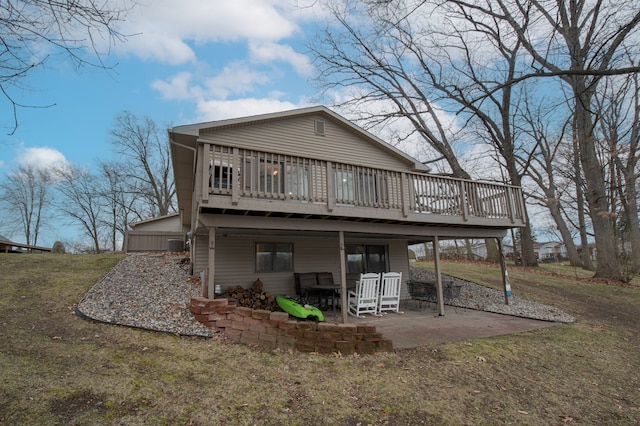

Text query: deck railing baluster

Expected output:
[204,143,524,225]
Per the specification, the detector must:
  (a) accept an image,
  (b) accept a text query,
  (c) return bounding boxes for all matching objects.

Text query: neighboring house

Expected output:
[125,213,184,252]
[0,234,51,253]
[167,106,526,317]
[534,241,568,262]
[439,240,515,260]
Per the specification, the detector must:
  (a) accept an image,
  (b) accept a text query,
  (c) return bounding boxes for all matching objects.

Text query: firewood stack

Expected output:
[226,279,278,311]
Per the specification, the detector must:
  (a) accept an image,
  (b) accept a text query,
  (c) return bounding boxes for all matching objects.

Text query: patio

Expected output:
[319,302,559,350]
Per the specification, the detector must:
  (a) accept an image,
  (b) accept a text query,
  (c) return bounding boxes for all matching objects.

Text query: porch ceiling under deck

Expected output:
[198,208,509,240]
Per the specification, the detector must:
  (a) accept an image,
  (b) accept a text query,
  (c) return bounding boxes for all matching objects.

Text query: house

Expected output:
[125,213,184,252]
[534,241,568,262]
[167,106,526,321]
[437,240,515,260]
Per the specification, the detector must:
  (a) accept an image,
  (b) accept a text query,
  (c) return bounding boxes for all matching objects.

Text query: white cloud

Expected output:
[116,0,301,65]
[204,63,271,99]
[248,41,313,76]
[151,72,202,100]
[152,63,272,101]
[134,1,321,123]
[16,147,69,173]
[119,33,197,65]
[195,98,303,122]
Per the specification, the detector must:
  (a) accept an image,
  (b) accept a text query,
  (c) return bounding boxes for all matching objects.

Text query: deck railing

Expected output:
[203,144,524,224]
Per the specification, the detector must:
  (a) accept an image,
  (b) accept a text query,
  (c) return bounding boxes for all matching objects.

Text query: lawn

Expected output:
[1,254,639,425]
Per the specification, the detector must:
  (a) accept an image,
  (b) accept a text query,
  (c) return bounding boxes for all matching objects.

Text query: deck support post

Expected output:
[208,228,216,299]
[497,238,512,305]
[339,230,348,323]
[433,236,446,316]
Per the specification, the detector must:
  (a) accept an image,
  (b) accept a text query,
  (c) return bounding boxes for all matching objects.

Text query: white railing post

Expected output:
[202,143,211,202]
[460,180,469,221]
[232,147,239,205]
[401,173,410,217]
[326,161,334,212]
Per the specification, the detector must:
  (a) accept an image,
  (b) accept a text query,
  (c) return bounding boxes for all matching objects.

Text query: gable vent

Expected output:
[314,119,325,136]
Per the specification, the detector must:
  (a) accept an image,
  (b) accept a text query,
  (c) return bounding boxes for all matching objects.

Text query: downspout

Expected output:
[339,231,348,323]
[169,136,198,269]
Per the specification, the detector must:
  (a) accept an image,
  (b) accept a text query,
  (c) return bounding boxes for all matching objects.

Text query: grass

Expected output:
[1,254,639,425]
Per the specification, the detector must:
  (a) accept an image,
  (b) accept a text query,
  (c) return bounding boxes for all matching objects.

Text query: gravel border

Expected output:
[77,253,216,337]
[77,254,574,338]
[409,266,575,323]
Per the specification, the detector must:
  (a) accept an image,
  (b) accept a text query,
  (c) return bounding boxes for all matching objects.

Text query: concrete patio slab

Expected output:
[322,303,561,350]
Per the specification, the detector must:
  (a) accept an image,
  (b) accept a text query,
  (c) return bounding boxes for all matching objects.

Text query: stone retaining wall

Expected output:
[190,297,393,354]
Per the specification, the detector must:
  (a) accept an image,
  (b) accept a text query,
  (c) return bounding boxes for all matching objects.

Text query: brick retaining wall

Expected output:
[190,297,393,354]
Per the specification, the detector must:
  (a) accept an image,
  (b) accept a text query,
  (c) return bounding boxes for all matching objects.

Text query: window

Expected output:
[346,244,387,274]
[259,160,284,194]
[334,167,389,205]
[256,243,293,272]
[285,163,310,197]
[335,169,355,202]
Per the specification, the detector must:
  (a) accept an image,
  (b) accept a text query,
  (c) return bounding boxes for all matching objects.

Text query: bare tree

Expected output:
[518,100,584,266]
[0,165,52,246]
[330,0,640,279]
[311,2,470,178]
[447,0,640,280]
[594,73,640,275]
[0,0,135,134]
[109,111,176,218]
[311,1,543,264]
[54,165,104,253]
[98,161,145,251]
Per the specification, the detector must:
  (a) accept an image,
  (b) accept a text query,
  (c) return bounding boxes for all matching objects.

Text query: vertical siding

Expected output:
[125,232,183,252]
[199,114,412,172]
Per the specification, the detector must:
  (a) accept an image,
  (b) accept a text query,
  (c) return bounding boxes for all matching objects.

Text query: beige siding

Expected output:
[212,235,342,296]
[212,235,295,296]
[388,239,411,300]
[130,215,181,232]
[195,230,411,299]
[293,237,341,275]
[193,231,209,275]
[125,231,183,252]
[200,114,412,172]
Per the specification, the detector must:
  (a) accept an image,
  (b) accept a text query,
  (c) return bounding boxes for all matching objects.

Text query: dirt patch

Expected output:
[48,390,110,420]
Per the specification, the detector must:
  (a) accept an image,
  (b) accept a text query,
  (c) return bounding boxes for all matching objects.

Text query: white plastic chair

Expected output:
[347,273,381,317]
[378,272,403,314]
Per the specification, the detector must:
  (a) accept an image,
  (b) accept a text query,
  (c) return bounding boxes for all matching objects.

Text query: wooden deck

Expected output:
[199,143,526,229]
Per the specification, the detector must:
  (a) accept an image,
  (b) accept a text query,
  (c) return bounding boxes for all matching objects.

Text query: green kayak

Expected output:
[276,295,324,322]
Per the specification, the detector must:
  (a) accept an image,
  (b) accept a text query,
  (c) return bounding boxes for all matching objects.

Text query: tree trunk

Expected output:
[574,91,622,280]
[464,239,473,260]
[622,171,640,274]
[485,238,500,263]
[518,223,538,267]
[572,137,595,271]
[546,196,582,267]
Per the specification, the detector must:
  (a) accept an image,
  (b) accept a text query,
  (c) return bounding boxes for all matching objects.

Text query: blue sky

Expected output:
[0,0,550,247]
[1,1,323,170]
[0,0,331,245]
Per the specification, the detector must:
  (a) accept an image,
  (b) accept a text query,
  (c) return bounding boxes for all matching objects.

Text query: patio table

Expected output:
[314,284,341,316]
